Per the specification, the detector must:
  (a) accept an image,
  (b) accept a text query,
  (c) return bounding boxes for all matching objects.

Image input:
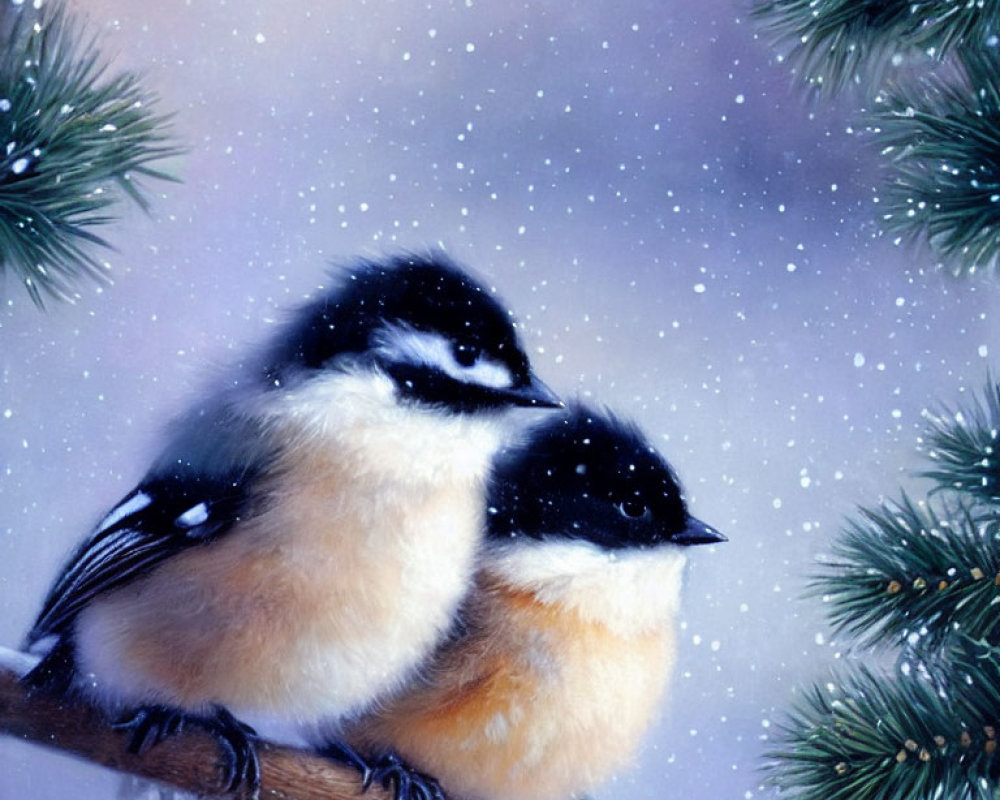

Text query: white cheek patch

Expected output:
[485,539,688,635]
[374,324,514,390]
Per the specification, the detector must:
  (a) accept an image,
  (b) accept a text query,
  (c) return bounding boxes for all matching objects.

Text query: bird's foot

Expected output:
[324,742,444,800]
[114,704,260,797]
[369,751,445,800]
[323,740,376,788]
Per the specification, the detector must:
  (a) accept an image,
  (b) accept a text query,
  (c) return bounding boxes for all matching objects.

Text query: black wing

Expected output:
[26,471,254,645]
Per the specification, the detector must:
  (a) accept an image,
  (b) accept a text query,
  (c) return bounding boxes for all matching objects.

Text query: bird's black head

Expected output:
[263,253,561,413]
[488,404,725,550]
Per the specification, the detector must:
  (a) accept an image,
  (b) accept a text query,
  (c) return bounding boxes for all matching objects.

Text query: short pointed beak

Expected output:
[504,372,564,408]
[671,517,727,546]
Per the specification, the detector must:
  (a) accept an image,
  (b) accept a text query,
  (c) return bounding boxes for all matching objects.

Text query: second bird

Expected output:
[341,403,726,800]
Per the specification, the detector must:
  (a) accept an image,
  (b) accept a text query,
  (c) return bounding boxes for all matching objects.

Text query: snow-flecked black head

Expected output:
[488,404,725,550]
[261,253,561,413]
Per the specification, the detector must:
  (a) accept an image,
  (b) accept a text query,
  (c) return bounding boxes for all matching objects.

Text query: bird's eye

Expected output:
[452,343,480,368]
[618,499,649,519]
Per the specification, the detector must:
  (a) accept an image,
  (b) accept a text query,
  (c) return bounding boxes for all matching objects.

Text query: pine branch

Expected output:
[766,660,1000,800]
[0,646,386,800]
[815,494,1000,653]
[921,377,1000,505]
[773,374,1000,799]
[0,0,183,307]
[752,0,995,94]
[871,47,1000,276]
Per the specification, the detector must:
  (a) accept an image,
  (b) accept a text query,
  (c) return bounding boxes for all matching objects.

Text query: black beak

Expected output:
[671,517,727,546]
[500,372,564,408]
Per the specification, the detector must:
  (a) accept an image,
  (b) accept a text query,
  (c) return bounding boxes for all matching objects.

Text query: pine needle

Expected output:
[767,661,1000,800]
[771,375,1000,800]
[921,377,1000,505]
[815,494,1000,653]
[752,0,995,95]
[0,2,183,307]
[873,48,1000,277]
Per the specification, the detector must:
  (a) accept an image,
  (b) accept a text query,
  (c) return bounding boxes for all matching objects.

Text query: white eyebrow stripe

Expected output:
[374,325,514,389]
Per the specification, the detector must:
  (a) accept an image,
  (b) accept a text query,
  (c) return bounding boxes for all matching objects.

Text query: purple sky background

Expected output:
[2,1,999,798]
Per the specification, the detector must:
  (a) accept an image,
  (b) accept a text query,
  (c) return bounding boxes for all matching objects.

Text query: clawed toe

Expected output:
[323,740,375,788]
[209,706,260,794]
[113,705,185,755]
[324,742,443,800]
[114,704,260,796]
[372,752,444,800]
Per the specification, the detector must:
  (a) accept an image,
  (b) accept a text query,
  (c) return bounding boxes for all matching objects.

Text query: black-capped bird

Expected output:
[23,253,562,794]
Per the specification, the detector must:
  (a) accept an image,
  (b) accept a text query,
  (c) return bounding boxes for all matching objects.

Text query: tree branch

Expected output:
[0,645,388,800]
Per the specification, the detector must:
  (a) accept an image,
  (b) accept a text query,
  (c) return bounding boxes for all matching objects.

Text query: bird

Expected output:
[21,252,562,794]
[337,403,725,800]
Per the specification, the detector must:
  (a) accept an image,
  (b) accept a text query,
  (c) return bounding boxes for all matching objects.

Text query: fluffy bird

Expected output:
[339,404,725,800]
[23,253,561,792]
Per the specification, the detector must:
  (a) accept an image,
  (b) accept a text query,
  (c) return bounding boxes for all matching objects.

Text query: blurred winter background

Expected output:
[2,0,998,798]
